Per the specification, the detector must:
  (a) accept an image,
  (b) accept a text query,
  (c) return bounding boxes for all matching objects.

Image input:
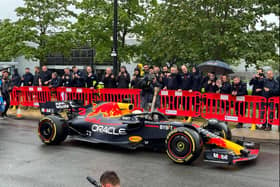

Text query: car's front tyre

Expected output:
[38,115,68,145]
[165,127,202,164]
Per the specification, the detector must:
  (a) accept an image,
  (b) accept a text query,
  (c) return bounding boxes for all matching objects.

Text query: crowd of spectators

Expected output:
[0,64,279,129]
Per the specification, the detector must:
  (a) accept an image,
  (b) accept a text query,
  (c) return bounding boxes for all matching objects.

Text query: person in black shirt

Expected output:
[61,68,73,87]
[131,69,141,88]
[218,75,231,94]
[39,66,52,86]
[33,66,40,86]
[103,68,116,88]
[116,66,130,88]
[162,66,169,88]
[1,71,11,118]
[164,66,181,90]
[261,70,279,131]
[85,66,97,88]
[72,66,85,87]
[191,66,202,92]
[164,66,181,109]
[154,66,164,89]
[49,72,60,88]
[180,65,192,91]
[231,76,248,128]
[22,67,34,86]
[11,69,21,87]
[249,69,265,96]
[205,73,219,93]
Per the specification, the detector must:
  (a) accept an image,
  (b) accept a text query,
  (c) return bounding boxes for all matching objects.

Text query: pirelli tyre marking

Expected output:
[166,129,196,163]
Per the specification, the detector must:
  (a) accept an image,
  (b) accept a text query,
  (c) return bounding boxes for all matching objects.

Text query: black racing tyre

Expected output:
[205,121,232,140]
[166,127,202,164]
[38,115,68,145]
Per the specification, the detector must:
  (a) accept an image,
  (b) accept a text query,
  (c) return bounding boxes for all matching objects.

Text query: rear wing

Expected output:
[39,102,71,115]
[39,101,86,115]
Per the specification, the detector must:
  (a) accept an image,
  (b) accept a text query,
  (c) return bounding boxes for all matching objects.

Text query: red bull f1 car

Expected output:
[38,101,260,165]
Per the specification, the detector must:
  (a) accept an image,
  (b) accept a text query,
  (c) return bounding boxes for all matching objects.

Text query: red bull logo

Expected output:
[87,102,127,118]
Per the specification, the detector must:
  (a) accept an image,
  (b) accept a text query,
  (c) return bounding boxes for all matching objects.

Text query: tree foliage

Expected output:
[139,0,279,69]
[15,0,76,64]
[74,0,157,63]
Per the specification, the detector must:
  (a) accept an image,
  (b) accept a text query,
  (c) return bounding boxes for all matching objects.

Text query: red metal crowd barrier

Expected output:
[201,93,267,125]
[99,88,141,109]
[158,90,201,117]
[10,87,20,106]
[267,97,280,126]
[9,86,279,125]
[56,87,99,106]
[20,86,51,107]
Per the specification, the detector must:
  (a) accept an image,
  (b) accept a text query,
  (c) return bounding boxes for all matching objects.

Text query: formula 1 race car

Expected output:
[38,101,260,165]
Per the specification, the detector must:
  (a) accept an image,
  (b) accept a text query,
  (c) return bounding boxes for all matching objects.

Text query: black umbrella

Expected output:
[197,60,234,74]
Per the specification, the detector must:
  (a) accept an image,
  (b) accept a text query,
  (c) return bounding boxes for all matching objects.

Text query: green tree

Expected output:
[74,0,157,63]
[0,19,33,61]
[139,0,279,69]
[15,0,76,64]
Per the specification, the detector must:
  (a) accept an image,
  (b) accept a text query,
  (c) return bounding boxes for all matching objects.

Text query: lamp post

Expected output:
[112,0,118,76]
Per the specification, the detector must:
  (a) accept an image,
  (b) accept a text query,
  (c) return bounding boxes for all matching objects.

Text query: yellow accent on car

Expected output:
[129,136,143,143]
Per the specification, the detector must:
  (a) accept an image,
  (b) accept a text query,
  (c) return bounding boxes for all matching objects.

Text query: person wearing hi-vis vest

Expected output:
[86,66,98,88]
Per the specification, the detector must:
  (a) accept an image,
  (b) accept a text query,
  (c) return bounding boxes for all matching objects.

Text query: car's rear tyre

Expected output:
[38,115,68,145]
[166,127,202,164]
[205,121,232,140]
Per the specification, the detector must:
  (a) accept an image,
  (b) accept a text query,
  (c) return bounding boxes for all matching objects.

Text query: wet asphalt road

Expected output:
[0,118,279,187]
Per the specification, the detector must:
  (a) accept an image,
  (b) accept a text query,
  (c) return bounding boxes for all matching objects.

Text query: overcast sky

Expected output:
[0,0,279,26]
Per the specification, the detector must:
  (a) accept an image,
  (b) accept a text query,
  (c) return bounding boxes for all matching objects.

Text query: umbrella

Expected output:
[197,60,234,74]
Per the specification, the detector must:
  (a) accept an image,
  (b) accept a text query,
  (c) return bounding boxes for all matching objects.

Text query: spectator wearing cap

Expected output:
[116,66,130,88]
[191,66,202,92]
[33,66,40,86]
[231,76,248,128]
[11,69,21,87]
[61,68,73,87]
[39,66,52,86]
[49,72,60,88]
[22,67,34,86]
[103,68,116,88]
[86,66,98,88]
[72,66,85,87]
[261,70,279,131]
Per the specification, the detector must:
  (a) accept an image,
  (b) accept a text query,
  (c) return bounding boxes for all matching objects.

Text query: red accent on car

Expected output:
[192,124,200,128]
[145,124,159,128]
[207,137,226,147]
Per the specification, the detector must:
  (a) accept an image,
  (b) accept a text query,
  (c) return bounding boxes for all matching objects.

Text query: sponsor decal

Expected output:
[225,116,238,121]
[165,110,177,115]
[55,102,69,109]
[175,91,182,96]
[128,136,143,143]
[159,125,172,130]
[91,124,126,135]
[236,96,245,102]
[213,153,229,160]
[161,90,168,96]
[220,95,228,100]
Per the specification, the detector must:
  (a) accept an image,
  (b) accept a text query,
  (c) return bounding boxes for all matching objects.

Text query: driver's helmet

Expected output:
[208,118,219,126]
